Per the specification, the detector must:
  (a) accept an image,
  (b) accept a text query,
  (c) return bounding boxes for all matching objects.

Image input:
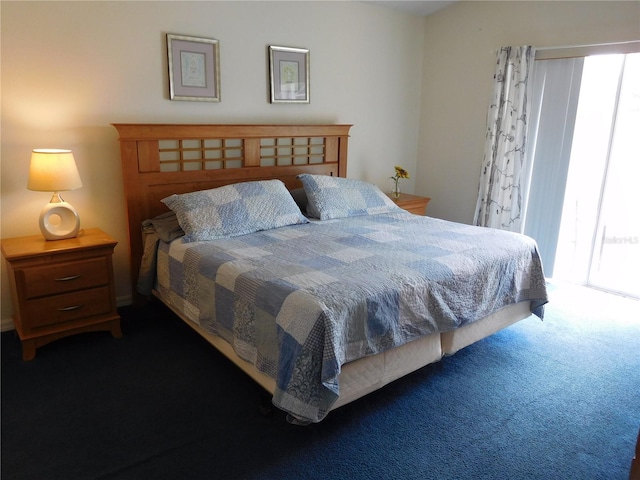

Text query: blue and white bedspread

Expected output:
[154,212,547,423]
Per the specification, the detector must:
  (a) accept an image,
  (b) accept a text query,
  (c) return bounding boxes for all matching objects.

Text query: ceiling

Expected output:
[363,1,457,17]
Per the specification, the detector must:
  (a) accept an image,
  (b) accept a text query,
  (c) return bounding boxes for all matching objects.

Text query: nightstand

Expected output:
[1,228,121,360]
[388,193,431,216]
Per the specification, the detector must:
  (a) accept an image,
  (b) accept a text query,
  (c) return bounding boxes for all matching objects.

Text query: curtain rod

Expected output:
[535,40,639,51]
[535,40,640,60]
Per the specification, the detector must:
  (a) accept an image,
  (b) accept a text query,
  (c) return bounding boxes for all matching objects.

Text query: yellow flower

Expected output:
[394,166,409,179]
[389,166,410,182]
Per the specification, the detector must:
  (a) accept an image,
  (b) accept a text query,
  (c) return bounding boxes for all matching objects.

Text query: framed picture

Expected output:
[268,46,310,104]
[167,34,220,102]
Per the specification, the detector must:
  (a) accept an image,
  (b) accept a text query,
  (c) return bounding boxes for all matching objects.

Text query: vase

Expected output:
[390,183,401,199]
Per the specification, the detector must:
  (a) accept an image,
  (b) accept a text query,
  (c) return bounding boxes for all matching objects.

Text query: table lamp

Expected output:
[27,149,83,240]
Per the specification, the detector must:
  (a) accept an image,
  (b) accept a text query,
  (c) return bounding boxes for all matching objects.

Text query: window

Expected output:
[525,50,640,298]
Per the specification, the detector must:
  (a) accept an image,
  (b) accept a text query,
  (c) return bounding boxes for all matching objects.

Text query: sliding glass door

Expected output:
[525,52,639,298]
[550,53,640,298]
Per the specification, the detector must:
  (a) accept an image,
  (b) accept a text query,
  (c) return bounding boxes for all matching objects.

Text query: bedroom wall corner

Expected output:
[416,0,640,225]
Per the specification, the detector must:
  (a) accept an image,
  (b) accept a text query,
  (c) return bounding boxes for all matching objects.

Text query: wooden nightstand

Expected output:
[1,228,121,360]
[388,193,431,216]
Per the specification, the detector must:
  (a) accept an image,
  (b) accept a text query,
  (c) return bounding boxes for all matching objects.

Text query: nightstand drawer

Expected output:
[402,205,428,215]
[387,193,431,216]
[21,257,109,299]
[23,286,113,329]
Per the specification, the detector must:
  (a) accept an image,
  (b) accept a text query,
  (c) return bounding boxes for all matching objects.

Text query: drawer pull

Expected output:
[57,305,84,312]
[54,275,82,282]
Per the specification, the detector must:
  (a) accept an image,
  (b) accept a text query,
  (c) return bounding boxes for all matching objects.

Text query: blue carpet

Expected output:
[2,282,638,479]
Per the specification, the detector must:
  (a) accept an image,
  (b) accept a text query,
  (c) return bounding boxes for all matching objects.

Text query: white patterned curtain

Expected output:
[474,46,534,232]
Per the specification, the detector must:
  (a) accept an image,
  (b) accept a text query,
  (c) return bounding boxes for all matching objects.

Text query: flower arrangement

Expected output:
[389,165,409,198]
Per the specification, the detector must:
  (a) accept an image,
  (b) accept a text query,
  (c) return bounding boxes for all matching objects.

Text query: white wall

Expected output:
[3,1,639,328]
[417,1,640,224]
[0,1,424,326]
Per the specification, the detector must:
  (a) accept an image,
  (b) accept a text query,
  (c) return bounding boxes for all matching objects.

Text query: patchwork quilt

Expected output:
[154,212,548,423]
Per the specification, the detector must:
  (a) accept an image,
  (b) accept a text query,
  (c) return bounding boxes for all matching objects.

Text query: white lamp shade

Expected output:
[27,149,83,192]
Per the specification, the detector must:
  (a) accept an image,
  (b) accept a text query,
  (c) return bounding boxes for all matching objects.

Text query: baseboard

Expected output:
[1,317,15,332]
[117,295,132,309]
[1,295,133,333]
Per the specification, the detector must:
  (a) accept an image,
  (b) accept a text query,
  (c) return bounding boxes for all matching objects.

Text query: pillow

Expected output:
[289,187,308,214]
[142,211,184,243]
[298,174,403,220]
[161,180,308,242]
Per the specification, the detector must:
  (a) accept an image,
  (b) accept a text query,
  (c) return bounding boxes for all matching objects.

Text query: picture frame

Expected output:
[167,34,220,102]
[268,46,310,104]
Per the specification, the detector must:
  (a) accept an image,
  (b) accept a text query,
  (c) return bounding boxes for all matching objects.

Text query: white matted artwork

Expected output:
[167,34,220,102]
[268,45,310,104]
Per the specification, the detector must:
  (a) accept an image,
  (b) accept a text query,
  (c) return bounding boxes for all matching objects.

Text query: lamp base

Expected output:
[39,196,80,241]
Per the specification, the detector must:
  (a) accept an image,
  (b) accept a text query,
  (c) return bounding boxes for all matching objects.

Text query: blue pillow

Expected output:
[298,174,403,220]
[161,180,308,242]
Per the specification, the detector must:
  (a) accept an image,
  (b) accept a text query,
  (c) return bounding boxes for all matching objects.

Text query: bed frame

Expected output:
[113,123,532,419]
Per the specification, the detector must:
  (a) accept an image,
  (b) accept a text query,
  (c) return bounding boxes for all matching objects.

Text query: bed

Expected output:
[113,123,547,424]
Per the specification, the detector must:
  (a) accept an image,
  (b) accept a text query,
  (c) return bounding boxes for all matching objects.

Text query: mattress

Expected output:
[149,212,547,423]
[157,287,530,415]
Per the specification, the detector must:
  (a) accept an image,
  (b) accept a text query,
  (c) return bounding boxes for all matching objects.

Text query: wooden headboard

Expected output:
[112,123,352,300]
